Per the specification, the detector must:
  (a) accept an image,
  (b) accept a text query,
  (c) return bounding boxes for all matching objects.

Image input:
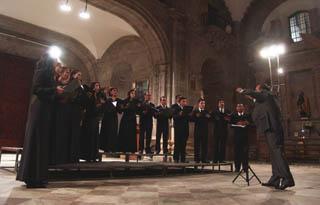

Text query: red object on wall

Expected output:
[0,52,35,147]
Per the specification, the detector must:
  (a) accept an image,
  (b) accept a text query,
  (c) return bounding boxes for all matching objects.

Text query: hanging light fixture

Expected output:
[59,0,72,12]
[79,0,90,20]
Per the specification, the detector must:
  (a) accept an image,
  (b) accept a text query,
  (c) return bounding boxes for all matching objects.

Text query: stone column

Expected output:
[169,9,187,104]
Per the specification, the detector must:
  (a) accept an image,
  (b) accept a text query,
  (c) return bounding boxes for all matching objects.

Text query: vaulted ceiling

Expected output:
[0,0,139,59]
[224,0,253,21]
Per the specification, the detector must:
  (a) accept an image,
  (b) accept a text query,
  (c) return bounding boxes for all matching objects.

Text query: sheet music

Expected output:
[231,124,247,128]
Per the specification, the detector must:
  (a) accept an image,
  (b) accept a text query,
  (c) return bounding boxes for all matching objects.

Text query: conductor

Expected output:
[236,83,295,190]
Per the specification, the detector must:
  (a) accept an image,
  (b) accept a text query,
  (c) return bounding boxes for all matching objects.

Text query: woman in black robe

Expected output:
[80,82,105,162]
[100,87,122,153]
[118,89,141,153]
[53,67,72,165]
[69,69,89,163]
[17,54,63,188]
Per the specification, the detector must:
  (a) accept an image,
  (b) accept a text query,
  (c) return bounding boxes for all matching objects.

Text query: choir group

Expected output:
[17,54,251,188]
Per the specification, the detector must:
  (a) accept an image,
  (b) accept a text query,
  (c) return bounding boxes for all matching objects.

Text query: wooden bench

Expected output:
[0,147,23,172]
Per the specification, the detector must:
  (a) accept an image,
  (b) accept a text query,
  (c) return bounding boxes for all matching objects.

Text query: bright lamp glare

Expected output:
[260,44,286,59]
[60,3,71,12]
[277,68,284,74]
[260,48,268,59]
[277,44,286,55]
[79,10,90,20]
[48,46,62,59]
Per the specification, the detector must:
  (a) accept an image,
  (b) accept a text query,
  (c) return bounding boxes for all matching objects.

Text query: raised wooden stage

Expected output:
[49,153,234,178]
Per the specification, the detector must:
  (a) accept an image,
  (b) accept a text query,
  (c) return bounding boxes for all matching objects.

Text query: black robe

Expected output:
[17,67,57,184]
[99,98,121,152]
[211,108,231,162]
[118,98,141,152]
[191,109,210,162]
[52,82,73,165]
[69,85,90,162]
[80,91,104,161]
[172,105,190,162]
[230,112,251,171]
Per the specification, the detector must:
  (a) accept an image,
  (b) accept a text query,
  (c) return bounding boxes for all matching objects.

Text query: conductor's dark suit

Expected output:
[241,89,294,184]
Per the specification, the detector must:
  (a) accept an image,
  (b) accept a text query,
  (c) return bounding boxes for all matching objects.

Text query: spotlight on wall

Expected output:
[59,0,72,12]
[277,67,284,75]
[48,46,62,59]
[79,0,90,20]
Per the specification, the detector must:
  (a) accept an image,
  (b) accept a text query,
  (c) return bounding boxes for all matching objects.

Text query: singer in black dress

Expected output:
[100,87,121,152]
[17,54,62,188]
[80,82,104,162]
[118,89,141,153]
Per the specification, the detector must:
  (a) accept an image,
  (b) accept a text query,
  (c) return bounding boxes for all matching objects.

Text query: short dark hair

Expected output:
[217,98,224,103]
[160,96,166,100]
[198,98,205,103]
[179,97,187,102]
[175,94,182,100]
[127,89,136,98]
[71,69,81,79]
[90,82,100,91]
[108,87,118,96]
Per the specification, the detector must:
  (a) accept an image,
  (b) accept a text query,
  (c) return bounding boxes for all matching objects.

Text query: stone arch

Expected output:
[88,0,169,70]
[240,0,288,44]
[0,15,97,82]
[98,35,156,100]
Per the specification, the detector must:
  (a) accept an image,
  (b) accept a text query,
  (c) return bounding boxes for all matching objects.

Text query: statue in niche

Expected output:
[297,91,311,119]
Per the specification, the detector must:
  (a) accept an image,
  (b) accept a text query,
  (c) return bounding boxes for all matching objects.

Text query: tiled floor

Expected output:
[0,157,319,205]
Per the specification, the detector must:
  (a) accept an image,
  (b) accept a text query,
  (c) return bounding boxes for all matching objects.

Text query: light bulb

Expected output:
[277,68,284,74]
[79,10,90,20]
[59,2,71,12]
[48,46,62,59]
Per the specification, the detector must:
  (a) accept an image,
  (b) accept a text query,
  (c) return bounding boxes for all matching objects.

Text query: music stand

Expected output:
[232,165,261,186]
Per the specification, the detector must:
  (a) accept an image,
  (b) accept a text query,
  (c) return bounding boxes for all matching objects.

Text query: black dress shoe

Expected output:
[277,180,295,190]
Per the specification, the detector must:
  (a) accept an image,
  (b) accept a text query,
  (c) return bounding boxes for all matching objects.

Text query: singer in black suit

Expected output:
[172,97,190,163]
[211,99,231,163]
[191,98,210,163]
[139,92,155,154]
[230,104,251,172]
[236,83,295,190]
[154,96,171,154]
